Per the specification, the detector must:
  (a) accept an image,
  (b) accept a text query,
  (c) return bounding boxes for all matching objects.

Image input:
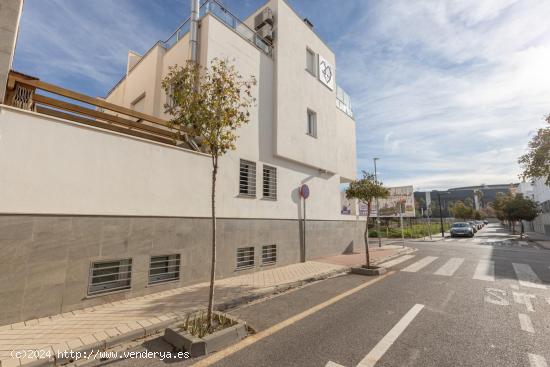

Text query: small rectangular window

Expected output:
[306,48,316,76]
[307,109,317,137]
[149,254,181,285]
[88,259,132,296]
[263,165,277,200]
[239,159,257,197]
[262,244,277,265]
[237,247,255,270]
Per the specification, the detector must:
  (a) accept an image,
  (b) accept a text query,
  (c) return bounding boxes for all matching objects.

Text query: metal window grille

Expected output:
[306,48,316,76]
[307,109,317,137]
[149,254,181,285]
[239,160,256,197]
[88,259,132,296]
[262,244,277,265]
[263,165,277,200]
[236,247,255,270]
[166,84,176,110]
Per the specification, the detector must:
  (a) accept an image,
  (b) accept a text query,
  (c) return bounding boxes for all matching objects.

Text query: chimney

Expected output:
[189,0,200,63]
[0,0,24,103]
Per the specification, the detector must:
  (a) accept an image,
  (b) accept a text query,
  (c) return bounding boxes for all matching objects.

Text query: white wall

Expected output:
[0,105,356,221]
[533,178,550,203]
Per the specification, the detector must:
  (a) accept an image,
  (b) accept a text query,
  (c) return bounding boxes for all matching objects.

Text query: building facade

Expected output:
[519,178,550,235]
[0,0,360,325]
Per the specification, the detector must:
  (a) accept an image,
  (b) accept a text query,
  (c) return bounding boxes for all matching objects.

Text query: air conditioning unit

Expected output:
[257,26,273,43]
[254,7,273,30]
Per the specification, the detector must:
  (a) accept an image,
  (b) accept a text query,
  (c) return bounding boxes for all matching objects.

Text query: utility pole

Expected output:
[438,192,445,238]
[373,158,382,247]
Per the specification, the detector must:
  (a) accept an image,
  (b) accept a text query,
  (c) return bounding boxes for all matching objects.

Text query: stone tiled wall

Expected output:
[0,215,362,325]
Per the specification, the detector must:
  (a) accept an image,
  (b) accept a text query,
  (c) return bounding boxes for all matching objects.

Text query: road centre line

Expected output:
[191,271,395,367]
[357,304,425,367]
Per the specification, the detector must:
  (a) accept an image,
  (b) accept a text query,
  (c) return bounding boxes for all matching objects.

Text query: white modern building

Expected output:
[0,0,362,325]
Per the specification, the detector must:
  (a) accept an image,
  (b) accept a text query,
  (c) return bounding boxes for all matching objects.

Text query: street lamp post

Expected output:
[437,192,445,238]
[373,158,382,247]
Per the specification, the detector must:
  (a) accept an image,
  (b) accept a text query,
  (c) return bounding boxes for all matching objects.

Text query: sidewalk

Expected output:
[314,244,414,267]
[0,247,408,367]
[524,231,550,250]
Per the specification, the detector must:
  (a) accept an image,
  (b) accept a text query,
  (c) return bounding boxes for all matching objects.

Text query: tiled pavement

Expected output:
[0,251,402,367]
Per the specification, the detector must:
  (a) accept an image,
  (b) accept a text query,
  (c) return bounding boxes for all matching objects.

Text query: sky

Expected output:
[13,0,550,191]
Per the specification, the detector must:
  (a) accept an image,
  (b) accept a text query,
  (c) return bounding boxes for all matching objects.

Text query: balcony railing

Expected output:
[162,0,272,56]
[4,70,185,147]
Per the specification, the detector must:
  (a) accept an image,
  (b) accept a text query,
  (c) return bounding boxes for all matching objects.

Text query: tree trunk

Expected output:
[364,201,371,267]
[511,221,515,234]
[206,157,218,327]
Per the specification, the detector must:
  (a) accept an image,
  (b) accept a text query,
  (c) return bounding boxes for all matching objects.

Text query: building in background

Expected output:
[0,0,359,325]
[414,184,518,218]
[520,178,550,235]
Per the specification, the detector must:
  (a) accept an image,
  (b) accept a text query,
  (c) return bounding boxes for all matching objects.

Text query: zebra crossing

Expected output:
[379,255,547,288]
[442,237,533,248]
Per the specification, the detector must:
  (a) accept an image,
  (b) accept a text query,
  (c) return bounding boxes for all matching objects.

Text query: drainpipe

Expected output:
[189,0,200,64]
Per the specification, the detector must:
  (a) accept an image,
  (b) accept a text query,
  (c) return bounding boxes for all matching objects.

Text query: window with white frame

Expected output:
[88,259,132,296]
[306,48,317,76]
[262,244,277,265]
[307,109,317,137]
[239,159,257,197]
[236,247,255,270]
[263,165,277,200]
[149,254,181,285]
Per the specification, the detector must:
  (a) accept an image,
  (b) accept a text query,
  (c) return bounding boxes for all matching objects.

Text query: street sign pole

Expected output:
[399,203,405,247]
[374,158,382,247]
[426,191,432,240]
[300,185,310,263]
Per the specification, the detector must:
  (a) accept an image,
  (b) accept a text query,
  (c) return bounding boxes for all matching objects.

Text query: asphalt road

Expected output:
[108,223,550,367]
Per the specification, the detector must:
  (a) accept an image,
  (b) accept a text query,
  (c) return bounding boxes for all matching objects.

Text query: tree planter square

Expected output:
[351,265,387,276]
[163,313,248,357]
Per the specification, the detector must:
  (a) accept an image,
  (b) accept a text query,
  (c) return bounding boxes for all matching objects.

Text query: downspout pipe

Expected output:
[189,0,200,64]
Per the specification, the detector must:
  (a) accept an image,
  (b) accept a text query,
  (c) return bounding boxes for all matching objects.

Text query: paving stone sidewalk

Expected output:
[0,261,351,367]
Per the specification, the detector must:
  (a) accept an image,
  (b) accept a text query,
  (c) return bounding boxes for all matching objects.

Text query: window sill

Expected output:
[261,197,277,201]
[305,68,317,78]
[306,133,317,139]
[147,278,180,288]
[261,262,276,267]
[85,287,131,299]
[235,265,254,271]
[237,194,256,199]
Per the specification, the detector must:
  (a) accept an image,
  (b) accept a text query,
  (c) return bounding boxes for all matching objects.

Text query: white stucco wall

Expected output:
[0,105,356,220]
[533,178,550,203]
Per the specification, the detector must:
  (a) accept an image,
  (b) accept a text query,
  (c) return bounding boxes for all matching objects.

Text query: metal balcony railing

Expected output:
[162,0,272,56]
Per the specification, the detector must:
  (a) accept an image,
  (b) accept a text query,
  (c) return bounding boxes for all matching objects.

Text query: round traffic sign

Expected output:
[300,184,310,199]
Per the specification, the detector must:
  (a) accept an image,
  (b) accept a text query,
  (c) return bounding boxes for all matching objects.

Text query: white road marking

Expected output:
[325,362,345,367]
[512,263,546,289]
[379,255,416,268]
[513,292,537,312]
[434,258,465,276]
[547,297,550,305]
[444,239,453,242]
[518,313,535,333]
[473,260,495,282]
[402,257,438,273]
[473,238,482,243]
[458,239,468,242]
[528,353,548,367]
[484,288,509,306]
[357,304,425,367]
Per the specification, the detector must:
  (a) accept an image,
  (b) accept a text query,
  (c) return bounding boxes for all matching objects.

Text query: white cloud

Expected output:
[335,0,550,190]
